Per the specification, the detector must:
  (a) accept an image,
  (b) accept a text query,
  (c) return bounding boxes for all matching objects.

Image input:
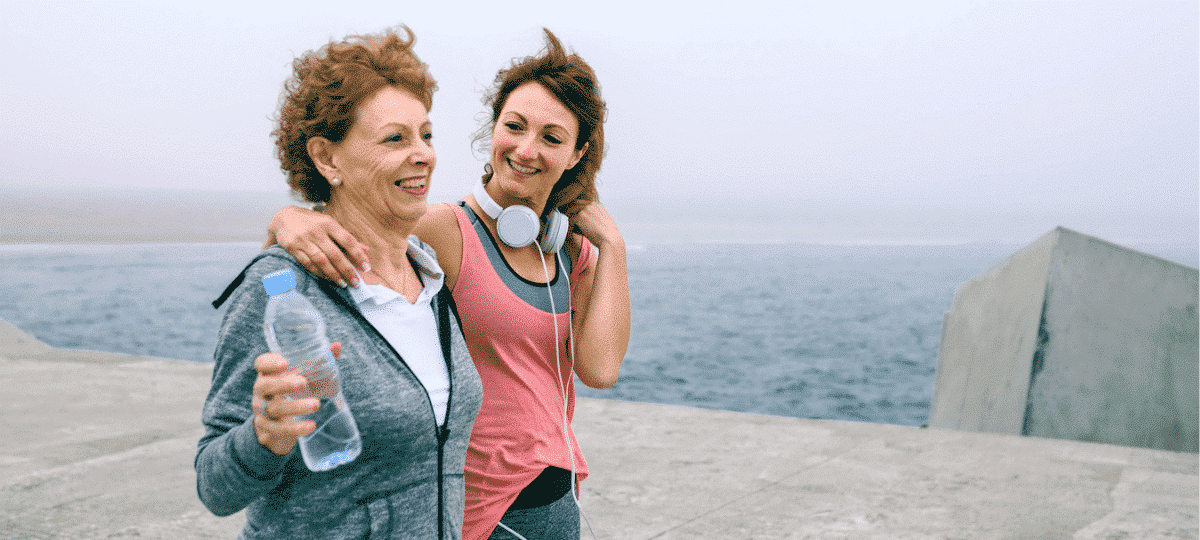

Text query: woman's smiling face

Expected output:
[326,85,435,224]
[487,82,587,214]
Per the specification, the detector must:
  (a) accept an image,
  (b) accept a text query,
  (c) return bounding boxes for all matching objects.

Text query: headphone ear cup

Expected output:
[495,205,541,248]
[538,210,569,254]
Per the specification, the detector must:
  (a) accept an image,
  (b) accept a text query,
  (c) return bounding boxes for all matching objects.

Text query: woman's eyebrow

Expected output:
[503,111,571,134]
[376,122,416,134]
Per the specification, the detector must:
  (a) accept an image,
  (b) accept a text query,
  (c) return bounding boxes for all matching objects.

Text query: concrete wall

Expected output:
[928,229,1056,434]
[929,227,1199,452]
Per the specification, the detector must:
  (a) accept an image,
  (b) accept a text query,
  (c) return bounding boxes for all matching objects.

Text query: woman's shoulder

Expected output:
[566,232,595,272]
[243,246,308,283]
[222,247,317,308]
[414,201,466,288]
[415,201,464,235]
[415,203,463,246]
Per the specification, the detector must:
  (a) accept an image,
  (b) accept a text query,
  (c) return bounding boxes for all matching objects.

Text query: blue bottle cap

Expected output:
[262,269,296,296]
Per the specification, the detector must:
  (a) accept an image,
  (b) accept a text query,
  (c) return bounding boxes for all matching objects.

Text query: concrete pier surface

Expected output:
[2,321,1196,539]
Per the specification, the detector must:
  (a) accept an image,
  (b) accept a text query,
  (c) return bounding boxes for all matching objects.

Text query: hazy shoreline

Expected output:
[4,231,1195,269]
[1,187,296,245]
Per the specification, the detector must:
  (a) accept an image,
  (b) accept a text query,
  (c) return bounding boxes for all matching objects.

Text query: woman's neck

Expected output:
[485,178,548,217]
[324,202,415,276]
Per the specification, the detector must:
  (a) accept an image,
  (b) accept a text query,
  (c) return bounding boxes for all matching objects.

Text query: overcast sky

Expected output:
[2,0,1196,245]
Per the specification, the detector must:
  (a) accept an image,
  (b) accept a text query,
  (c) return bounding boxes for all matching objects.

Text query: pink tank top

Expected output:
[449,203,592,540]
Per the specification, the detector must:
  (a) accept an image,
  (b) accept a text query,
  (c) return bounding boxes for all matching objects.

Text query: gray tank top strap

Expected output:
[460,202,572,314]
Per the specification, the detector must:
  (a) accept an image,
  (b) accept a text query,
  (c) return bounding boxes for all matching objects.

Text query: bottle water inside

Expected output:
[262,268,361,471]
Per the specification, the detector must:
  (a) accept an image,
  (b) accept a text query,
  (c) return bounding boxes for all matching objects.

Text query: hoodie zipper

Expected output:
[322,280,456,539]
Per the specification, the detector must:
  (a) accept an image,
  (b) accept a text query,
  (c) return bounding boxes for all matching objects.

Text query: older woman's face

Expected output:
[327,85,434,224]
[488,82,586,213]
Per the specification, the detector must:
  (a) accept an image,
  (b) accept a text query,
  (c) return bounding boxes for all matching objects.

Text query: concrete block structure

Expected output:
[929,226,1199,452]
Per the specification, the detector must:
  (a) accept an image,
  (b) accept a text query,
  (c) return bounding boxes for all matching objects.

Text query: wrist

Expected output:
[593,232,624,252]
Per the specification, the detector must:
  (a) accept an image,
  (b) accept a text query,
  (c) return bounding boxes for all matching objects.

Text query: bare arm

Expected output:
[264,206,370,287]
[567,202,631,389]
[410,202,465,291]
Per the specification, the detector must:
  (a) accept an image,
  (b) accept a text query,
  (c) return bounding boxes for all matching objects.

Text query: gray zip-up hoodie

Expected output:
[197,245,482,539]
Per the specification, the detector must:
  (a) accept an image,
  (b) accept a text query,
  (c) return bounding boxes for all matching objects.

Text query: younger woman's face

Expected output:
[487,82,586,214]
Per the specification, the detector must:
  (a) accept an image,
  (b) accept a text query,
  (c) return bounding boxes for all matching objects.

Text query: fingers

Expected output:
[301,232,368,288]
[579,201,614,223]
[252,353,320,455]
[330,341,342,360]
[330,227,371,278]
[570,201,622,248]
[304,236,353,288]
[272,208,369,288]
[255,393,320,425]
[253,353,308,400]
[253,352,290,377]
[315,235,363,289]
[254,395,318,455]
[253,372,307,403]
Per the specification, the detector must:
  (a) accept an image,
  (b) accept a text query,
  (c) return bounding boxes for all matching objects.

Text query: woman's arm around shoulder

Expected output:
[412,202,465,291]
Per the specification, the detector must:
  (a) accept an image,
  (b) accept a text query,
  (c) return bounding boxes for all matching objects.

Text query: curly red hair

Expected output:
[476,29,606,217]
[274,26,436,203]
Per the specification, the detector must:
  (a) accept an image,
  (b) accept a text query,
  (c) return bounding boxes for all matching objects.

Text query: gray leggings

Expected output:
[487,490,580,540]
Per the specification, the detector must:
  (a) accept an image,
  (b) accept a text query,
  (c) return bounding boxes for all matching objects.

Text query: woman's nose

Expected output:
[413,140,435,165]
[515,135,537,160]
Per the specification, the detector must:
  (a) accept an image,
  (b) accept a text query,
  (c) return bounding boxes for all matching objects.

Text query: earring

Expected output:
[331,178,341,186]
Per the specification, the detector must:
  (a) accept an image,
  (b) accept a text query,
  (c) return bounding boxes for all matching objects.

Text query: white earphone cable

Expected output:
[495,229,596,539]
[543,249,597,539]
[494,521,528,540]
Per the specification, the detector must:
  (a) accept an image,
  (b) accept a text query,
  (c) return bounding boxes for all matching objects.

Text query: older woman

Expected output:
[197,27,482,539]
[263,30,630,540]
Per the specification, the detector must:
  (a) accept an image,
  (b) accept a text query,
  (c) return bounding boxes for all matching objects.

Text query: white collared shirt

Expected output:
[348,237,450,426]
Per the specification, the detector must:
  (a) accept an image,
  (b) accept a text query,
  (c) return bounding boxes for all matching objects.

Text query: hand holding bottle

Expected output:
[251,342,342,456]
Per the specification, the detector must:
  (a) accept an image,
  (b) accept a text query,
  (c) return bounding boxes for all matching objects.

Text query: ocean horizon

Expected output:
[5,185,1198,249]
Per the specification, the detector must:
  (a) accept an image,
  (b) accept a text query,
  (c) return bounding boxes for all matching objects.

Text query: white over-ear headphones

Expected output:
[473,181,568,254]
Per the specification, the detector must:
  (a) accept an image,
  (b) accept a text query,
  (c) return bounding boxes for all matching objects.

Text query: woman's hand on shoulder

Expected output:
[250,342,342,455]
[267,206,368,287]
[570,201,624,251]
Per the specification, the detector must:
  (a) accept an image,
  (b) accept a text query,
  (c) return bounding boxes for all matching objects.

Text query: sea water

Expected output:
[2,241,1195,427]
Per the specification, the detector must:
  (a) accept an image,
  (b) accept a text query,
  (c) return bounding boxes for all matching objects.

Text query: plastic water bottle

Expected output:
[261,268,361,471]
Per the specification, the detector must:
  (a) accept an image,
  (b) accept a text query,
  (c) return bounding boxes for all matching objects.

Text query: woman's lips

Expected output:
[507,159,539,176]
[395,177,427,196]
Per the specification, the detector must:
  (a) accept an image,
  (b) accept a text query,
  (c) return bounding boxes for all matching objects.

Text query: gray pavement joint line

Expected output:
[1071,467,1199,539]
[1069,466,1128,539]
[2,436,191,490]
[642,439,872,540]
